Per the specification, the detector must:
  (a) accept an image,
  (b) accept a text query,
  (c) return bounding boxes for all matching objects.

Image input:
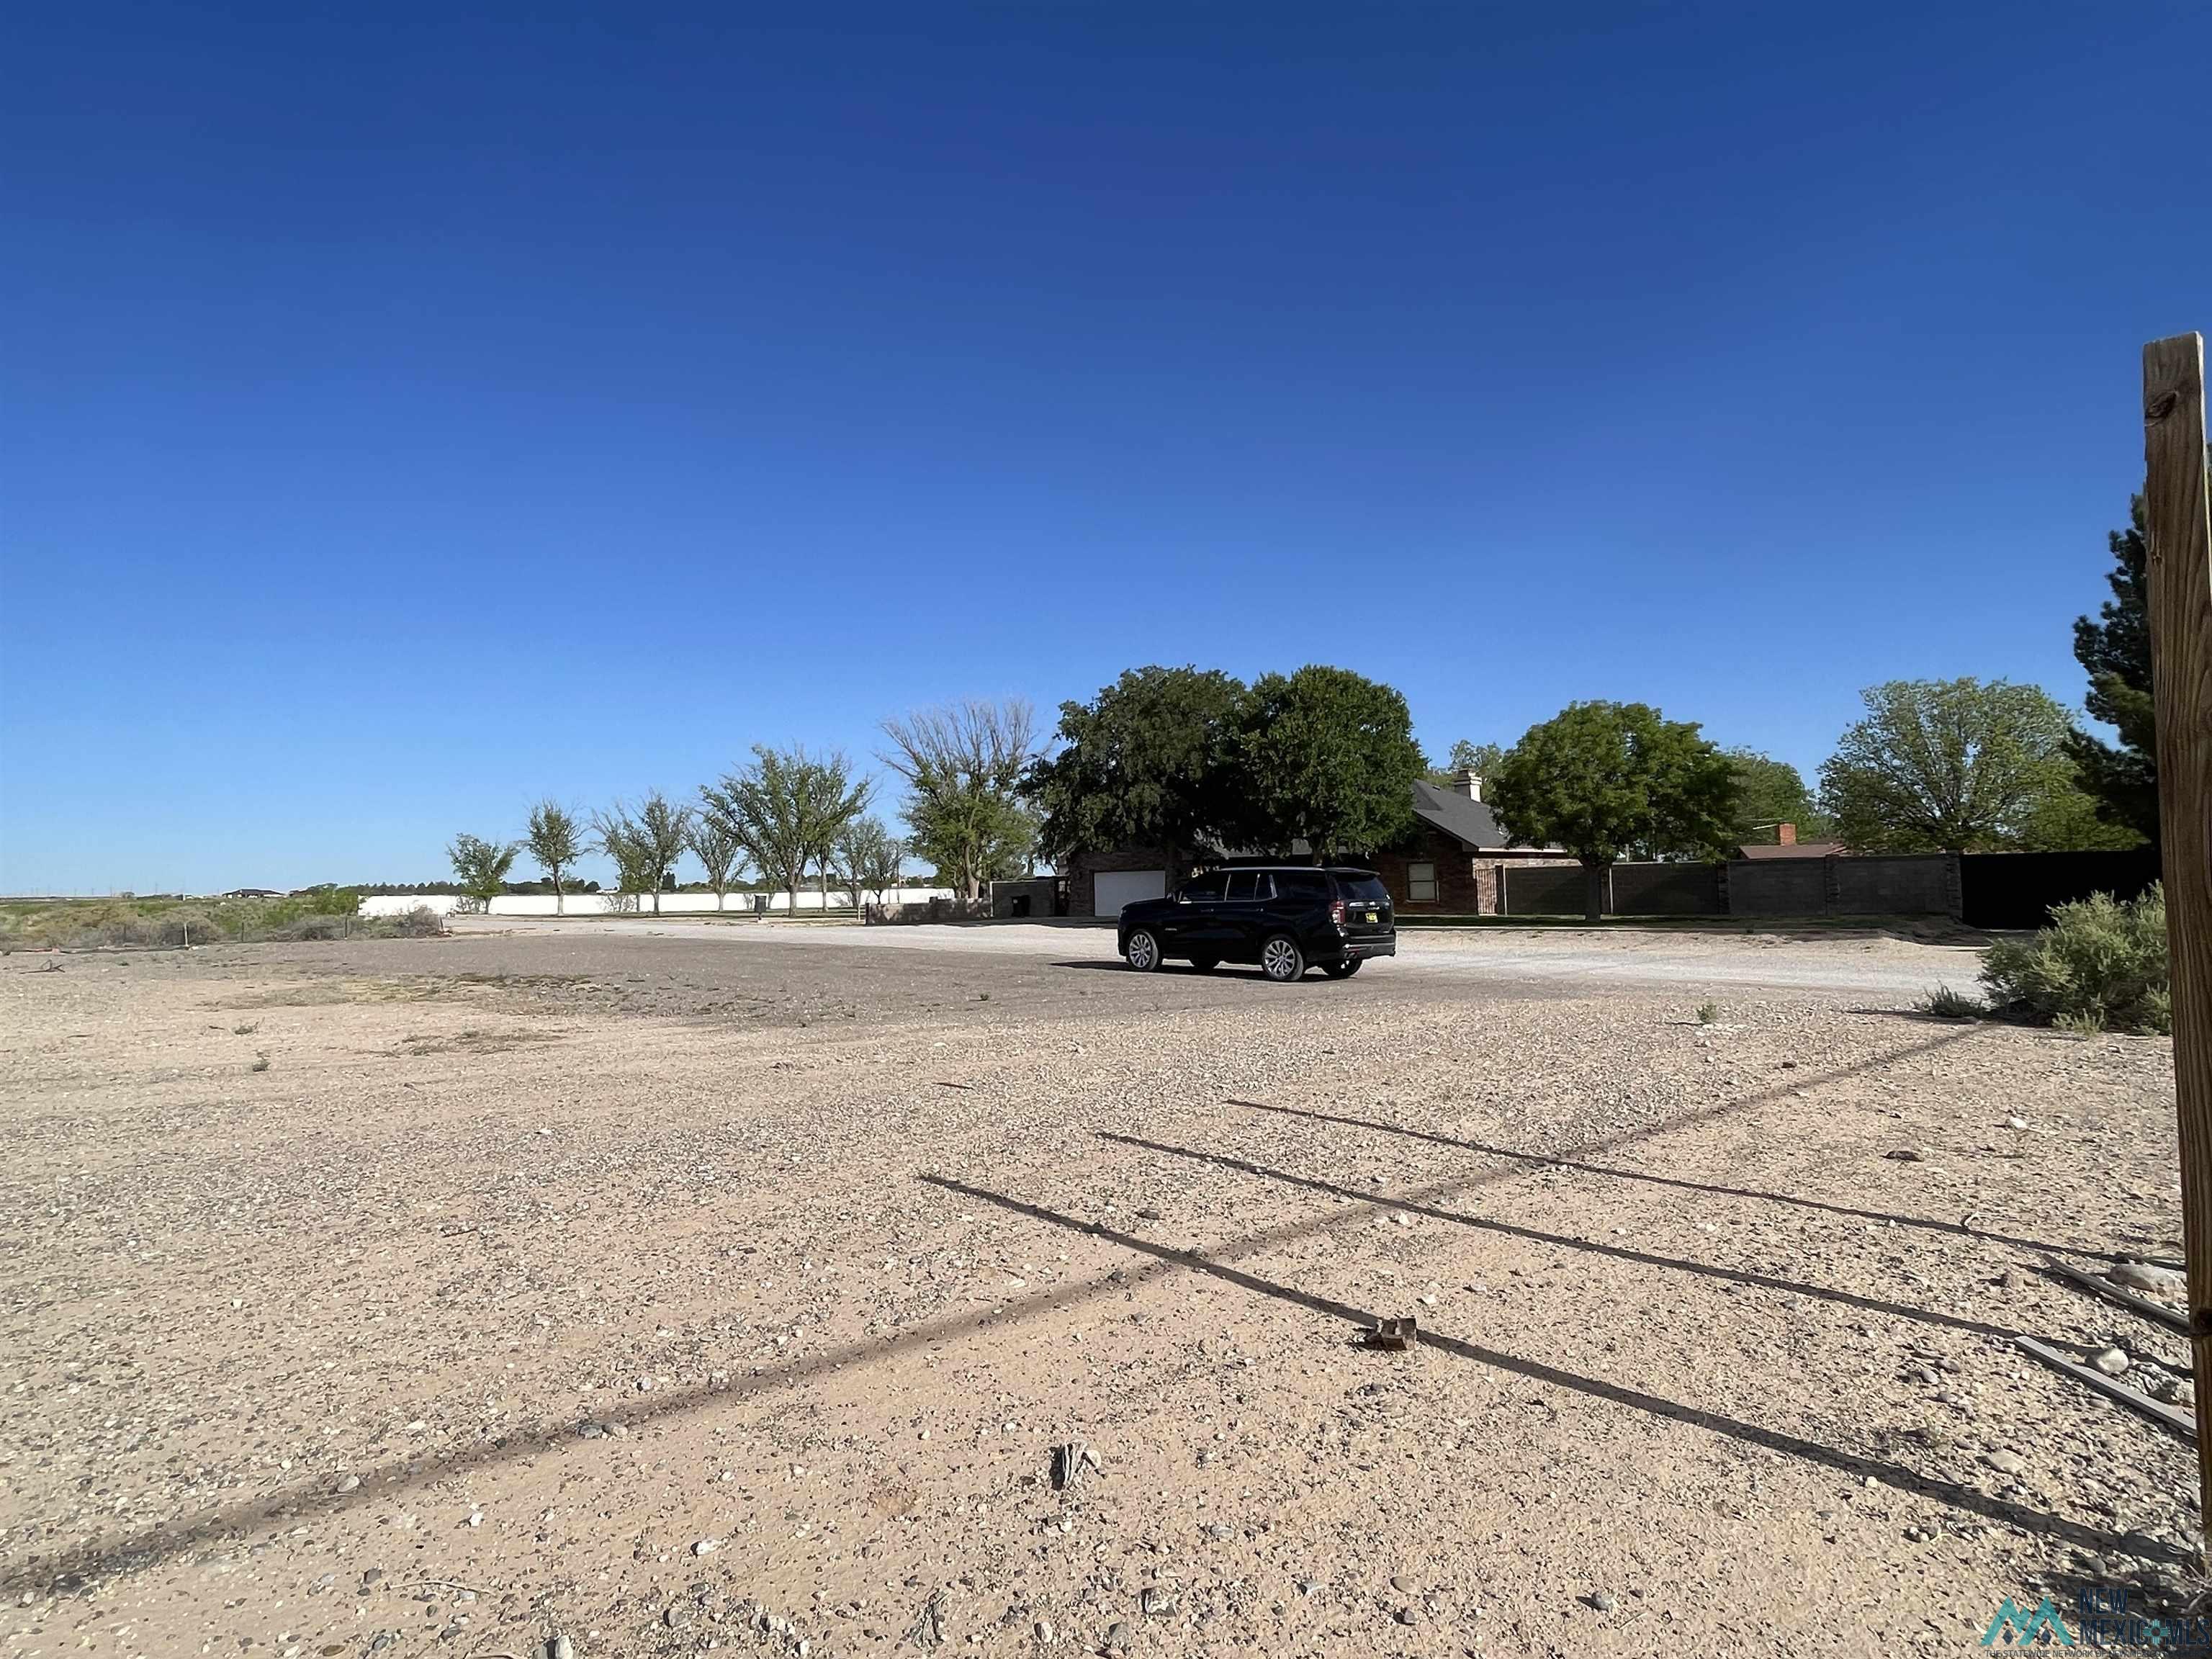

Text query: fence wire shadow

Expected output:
[917,1171,2184,1568]
[1223,1098,2129,1264]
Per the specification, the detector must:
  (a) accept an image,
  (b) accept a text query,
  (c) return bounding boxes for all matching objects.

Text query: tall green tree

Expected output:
[1231,666,1425,860]
[1724,750,1833,845]
[1429,739,1509,788]
[880,699,1038,902]
[1488,702,1737,920]
[1025,666,1246,877]
[2067,495,2159,845]
[1817,678,2077,853]
[837,814,904,909]
[594,793,689,914]
[699,746,819,917]
[447,832,519,916]
[525,801,583,914]
[797,752,871,912]
[683,814,747,911]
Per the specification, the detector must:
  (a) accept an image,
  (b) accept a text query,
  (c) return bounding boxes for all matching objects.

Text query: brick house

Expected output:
[1369,773,1575,915]
[1062,773,1570,917]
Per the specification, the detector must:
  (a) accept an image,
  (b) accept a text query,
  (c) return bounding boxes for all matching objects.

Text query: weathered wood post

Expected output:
[2142,331,2212,1536]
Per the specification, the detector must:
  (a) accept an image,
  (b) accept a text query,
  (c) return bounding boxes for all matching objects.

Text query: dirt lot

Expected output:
[0,923,2195,1659]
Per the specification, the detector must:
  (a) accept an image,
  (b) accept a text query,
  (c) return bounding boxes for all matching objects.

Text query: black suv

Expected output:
[1115,866,1396,981]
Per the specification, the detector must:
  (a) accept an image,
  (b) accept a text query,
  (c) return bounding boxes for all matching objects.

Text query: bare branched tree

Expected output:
[879,698,1038,903]
[594,792,690,915]
[525,801,583,914]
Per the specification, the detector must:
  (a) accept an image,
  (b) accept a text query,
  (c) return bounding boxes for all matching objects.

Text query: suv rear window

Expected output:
[1334,873,1390,905]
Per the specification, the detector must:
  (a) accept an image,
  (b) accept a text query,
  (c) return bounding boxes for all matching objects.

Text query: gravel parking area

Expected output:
[0,927,2192,1659]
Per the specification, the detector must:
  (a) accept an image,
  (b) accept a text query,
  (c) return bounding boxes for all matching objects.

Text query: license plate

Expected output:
[1364,910,1379,923]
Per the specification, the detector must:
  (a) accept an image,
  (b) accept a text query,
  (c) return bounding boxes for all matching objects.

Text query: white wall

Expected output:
[359,889,956,918]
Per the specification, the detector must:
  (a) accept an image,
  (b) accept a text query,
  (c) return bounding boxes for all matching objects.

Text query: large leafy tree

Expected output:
[1232,665,1425,860]
[699,746,821,917]
[524,801,583,914]
[1025,666,1246,876]
[1429,739,1509,788]
[2067,495,2159,846]
[594,793,690,914]
[1817,678,2077,853]
[448,832,518,916]
[880,699,1038,902]
[1724,750,1833,845]
[1488,701,1737,920]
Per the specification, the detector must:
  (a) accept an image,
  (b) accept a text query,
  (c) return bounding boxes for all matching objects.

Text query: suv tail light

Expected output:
[1330,898,1347,928]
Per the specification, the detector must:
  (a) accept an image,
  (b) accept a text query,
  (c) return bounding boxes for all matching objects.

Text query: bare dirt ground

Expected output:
[0,925,2195,1659]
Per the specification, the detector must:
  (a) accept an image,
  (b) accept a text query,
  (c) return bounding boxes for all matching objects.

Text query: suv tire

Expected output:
[1259,933,1305,983]
[1322,959,1362,979]
[1124,928,1163,973]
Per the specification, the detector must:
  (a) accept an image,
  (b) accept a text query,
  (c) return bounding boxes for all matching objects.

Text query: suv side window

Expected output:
[1179,872,1226,902]
[1225,871,1259,902]
[1276,870,1328,900]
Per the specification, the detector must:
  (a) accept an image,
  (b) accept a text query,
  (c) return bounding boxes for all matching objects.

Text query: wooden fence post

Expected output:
[2142,331,2212,1538]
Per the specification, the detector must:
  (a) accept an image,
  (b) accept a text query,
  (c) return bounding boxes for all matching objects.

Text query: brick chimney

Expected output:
[1777,822,1797,846]
[1458,770,1483,801]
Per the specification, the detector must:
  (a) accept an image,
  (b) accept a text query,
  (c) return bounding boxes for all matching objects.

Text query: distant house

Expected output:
[1369,773,1575,915]
[1735,822,1848,860]
[1060,772,1571,917]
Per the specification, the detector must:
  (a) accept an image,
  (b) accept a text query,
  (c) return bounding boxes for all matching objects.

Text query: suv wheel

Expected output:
[1322,959,1362,979]
[1124,929,1162,972]
[1259,933,1305,982]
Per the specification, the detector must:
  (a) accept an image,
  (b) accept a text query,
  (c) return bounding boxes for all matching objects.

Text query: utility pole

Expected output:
[2142,331,2212,1541]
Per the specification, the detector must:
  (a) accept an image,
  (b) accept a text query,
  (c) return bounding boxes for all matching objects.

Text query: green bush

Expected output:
[1980,885,2170,1035]
[1919,985,1984,1020]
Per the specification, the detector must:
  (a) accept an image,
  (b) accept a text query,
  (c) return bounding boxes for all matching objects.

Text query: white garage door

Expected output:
[1093,868,1166,917]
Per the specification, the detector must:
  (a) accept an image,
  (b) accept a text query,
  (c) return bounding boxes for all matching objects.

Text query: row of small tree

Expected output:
[447,700,1046,914]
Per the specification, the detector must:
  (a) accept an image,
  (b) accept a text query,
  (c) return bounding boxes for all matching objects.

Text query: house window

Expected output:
[1408,861,1438,904]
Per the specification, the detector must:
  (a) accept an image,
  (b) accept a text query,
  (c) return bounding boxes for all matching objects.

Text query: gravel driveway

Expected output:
[447,914,1986,996]
[0,928,2185,1659]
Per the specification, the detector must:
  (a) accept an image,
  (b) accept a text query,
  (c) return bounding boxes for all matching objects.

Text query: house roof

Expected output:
[1411,781,1560,852]
[1735,840,1851,860]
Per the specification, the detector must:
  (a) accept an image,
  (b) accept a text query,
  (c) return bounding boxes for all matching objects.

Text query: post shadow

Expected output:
[917,1171,2183,1568]
[1103,1130,2016,1341]
[1227,1097,2128,1264]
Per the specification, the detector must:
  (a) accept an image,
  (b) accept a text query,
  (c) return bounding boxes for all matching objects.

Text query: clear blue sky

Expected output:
[4,4,2206,893]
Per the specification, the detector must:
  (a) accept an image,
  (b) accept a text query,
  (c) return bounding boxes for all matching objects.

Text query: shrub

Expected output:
[1919,985,1983,1020]
[1980,885,2170,1035]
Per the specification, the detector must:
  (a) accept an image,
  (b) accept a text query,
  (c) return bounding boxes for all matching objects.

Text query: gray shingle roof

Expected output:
[1411,780,1540,850]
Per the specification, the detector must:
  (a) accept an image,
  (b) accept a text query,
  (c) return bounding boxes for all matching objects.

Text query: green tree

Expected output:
[1488,701,1738,920]
[796,751,871,913]
[447,832,518,916]
[2067,495,2159,845]
[1429,739,1508,788]
[1231,665,1425,860]
[1724,750,1833,845]
[594,793,690,915]
[1817,678,2077,853]
[1025,666,1246,877]
[880,699,1038,902]
[525,800,584,914]
[699,746,818,917]
[683,813,747,910]
[837,814,903,909]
